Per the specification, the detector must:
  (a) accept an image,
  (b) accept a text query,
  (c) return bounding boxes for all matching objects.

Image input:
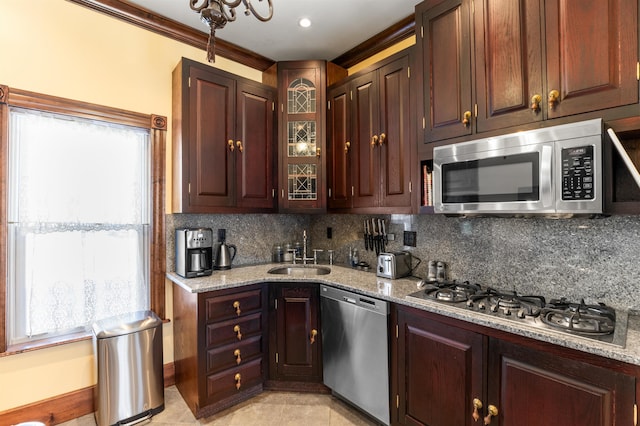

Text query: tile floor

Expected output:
[58,386,380,426]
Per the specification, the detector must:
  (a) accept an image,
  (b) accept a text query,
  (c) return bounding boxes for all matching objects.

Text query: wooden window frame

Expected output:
[0,84,166,354]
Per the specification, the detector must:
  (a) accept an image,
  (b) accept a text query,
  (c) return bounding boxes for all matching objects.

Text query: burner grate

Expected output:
[540,298,615,336]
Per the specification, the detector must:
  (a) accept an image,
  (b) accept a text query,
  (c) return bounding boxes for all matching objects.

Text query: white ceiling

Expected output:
[126,0,421,61]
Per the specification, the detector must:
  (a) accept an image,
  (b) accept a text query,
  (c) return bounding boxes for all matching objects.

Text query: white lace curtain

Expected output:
[8,109,150,343]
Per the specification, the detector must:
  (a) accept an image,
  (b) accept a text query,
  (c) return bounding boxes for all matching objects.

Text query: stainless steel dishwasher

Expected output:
[320,285,390,425]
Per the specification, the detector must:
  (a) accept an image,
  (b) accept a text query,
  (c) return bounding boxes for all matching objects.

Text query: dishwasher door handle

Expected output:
[343,296,357,304]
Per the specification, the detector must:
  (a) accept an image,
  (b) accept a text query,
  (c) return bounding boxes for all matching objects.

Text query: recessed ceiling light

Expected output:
[299,18,311,28]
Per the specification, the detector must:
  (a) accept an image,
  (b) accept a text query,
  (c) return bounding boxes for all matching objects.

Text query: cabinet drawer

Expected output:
[206,312,263,347]
[205,289,263,323]
[206,358,262,402]
[206,335,262,374]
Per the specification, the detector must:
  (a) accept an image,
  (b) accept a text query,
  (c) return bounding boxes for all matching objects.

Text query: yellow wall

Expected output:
[0,0,260,412]
[0,0,414,413]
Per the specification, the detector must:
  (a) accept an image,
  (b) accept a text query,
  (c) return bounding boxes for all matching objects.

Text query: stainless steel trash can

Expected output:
[92,310,164,426]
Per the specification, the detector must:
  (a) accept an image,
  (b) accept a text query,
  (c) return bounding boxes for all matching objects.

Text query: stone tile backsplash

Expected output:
[167,213,640,309]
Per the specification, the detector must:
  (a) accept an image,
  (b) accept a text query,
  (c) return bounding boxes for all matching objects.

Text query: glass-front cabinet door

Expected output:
[278,62,327,213]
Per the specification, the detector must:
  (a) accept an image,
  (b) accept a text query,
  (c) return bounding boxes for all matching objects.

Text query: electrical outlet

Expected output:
[327,227,332,239]
[387,233,395,241]
[403,231,417,247]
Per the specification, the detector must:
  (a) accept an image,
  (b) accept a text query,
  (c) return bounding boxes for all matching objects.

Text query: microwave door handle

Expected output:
[540,145,554,208]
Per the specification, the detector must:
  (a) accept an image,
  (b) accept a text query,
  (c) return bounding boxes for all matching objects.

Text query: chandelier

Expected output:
[190,0,274,63]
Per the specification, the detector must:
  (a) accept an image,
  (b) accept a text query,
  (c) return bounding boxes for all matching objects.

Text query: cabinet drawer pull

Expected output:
[530,94,542,112]
[233,325,242,340]
[236,140,243,153]
[344,141,351,153]
[316,147,321,157]
[462,111,472,127]
[228,139,235,152]
[233,300,241,316]
[484,405,498,425]
[379,133,386,145]
[548,89,560,110]
[234,349,242,365]
[310,329,317,344]
[472,398,483,422]
[234,373,242,390]
[371,135,379,147]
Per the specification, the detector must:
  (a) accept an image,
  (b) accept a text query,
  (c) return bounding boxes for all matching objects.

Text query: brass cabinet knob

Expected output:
[234,349,241,365]
[484,405,498,425]
[379,133,386,145]
[344,141,351,153]
[472,398,483,422]
[228,139,235,152]
[234,373,242,390]
[233,325,242,340]
[236,140,243,153]
[316,147,321,157]
[462,111,472,127]
[371,135,379,147]
[530,94,542,112]
[233,300,241,316]
[548,89,560,110]
[310,329,318,344]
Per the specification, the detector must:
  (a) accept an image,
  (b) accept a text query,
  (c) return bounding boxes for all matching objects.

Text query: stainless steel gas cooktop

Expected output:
[407,280,627,347]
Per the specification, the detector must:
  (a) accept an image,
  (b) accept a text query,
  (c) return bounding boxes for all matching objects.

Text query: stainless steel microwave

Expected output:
[433,119,603,216]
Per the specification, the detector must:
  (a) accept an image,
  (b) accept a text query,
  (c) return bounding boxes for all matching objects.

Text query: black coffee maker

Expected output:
[175,228,213,278]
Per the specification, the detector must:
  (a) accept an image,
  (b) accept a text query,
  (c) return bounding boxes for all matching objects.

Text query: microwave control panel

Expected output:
[561,146,594,200]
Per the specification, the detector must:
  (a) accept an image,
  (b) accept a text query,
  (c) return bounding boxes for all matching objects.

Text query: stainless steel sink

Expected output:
[268,265,331,276]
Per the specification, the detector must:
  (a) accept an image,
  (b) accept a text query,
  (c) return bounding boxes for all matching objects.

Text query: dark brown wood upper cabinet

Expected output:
[418,0,639,143]
[417,0,473,142]
[327,82,352,209]
[335,53,413,212]
[172,58,276,213]
[544,0,638,119]
[474,0,544,133]
[276,61,329,213]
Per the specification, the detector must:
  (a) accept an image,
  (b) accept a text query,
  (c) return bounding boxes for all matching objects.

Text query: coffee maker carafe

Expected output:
[213,228,237,270]
[175,228,213,278]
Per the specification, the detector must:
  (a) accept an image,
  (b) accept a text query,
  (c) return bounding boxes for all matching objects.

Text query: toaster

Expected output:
[377,252,412,279]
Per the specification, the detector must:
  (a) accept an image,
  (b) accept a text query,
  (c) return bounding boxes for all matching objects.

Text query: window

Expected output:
[0,85,166,353]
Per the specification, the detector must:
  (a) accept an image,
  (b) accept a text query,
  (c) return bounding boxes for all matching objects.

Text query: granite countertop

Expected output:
[166,263,640,367]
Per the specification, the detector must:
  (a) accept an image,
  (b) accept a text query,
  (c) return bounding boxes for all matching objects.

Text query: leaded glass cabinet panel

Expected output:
[277,61,328,212]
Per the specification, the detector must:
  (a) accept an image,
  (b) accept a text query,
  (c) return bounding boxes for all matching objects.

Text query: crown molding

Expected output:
[66,1,415,71]
[331,15,416,69]
[66,0,276,71]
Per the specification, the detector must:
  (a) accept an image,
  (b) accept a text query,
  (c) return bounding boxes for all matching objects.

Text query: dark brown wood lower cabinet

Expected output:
[396,305,484,426]
[394,305,636,426]
[268,283,323,387]
[488,338,635,426]
[173,283,268,418]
